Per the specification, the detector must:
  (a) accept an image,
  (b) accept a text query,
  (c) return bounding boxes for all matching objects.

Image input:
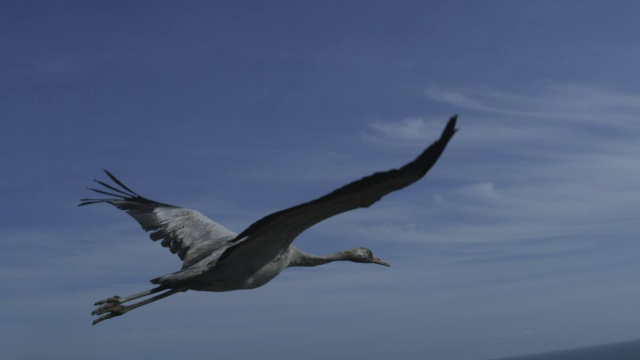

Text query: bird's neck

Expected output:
[287,247,351,267]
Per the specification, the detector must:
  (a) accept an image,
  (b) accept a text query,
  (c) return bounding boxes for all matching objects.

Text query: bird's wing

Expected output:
[79,171,237,268]
[218,116,458,267]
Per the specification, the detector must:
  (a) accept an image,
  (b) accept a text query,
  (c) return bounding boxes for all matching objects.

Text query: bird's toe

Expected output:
[93,295,122,306]
[92,302,127,316]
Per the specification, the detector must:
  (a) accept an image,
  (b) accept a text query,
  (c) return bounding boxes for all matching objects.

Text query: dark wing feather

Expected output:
[219,115,458,266]
[80,171,237,268]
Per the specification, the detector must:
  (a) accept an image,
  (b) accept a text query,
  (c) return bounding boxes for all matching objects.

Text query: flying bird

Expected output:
[81,115,457,325]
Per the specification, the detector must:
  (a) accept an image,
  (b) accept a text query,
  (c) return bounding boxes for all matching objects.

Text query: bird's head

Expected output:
[348,247,390,267]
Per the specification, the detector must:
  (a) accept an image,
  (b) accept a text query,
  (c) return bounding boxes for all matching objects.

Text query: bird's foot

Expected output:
[91,296,128,325]
[94,295,122,306]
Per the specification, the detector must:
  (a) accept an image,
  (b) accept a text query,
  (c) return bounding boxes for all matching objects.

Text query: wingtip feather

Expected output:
[103,170,139,196]
[444,114,458,136]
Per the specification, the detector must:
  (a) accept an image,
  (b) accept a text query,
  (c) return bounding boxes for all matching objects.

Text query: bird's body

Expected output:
[82,116,457,325]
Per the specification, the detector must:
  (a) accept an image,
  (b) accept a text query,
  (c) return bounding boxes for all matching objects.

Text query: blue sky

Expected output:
[2,1,640,359]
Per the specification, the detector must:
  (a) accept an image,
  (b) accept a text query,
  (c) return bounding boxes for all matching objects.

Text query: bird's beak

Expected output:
[372,256,391,267]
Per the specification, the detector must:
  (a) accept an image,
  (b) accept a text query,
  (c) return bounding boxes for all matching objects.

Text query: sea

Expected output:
[488,338,640,360]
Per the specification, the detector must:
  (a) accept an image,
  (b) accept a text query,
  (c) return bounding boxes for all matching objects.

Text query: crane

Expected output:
[81,116,457,325]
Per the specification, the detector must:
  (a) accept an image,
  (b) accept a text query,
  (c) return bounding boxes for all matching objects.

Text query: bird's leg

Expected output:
[94,285,168,306]
[91,286,183,325]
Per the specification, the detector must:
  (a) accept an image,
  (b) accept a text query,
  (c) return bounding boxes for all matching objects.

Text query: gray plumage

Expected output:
[81,116,458,325]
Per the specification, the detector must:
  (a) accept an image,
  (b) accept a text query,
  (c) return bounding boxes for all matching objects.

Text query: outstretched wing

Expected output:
[79,171,237,268]
[219,116,458,268]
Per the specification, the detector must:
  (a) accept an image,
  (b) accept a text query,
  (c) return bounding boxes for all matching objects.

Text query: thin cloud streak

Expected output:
[426,83,640,125]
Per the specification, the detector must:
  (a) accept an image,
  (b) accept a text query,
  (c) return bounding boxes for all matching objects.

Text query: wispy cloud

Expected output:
[362,116,457,147]
[366,117,438,141]
[426,83,640,125]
